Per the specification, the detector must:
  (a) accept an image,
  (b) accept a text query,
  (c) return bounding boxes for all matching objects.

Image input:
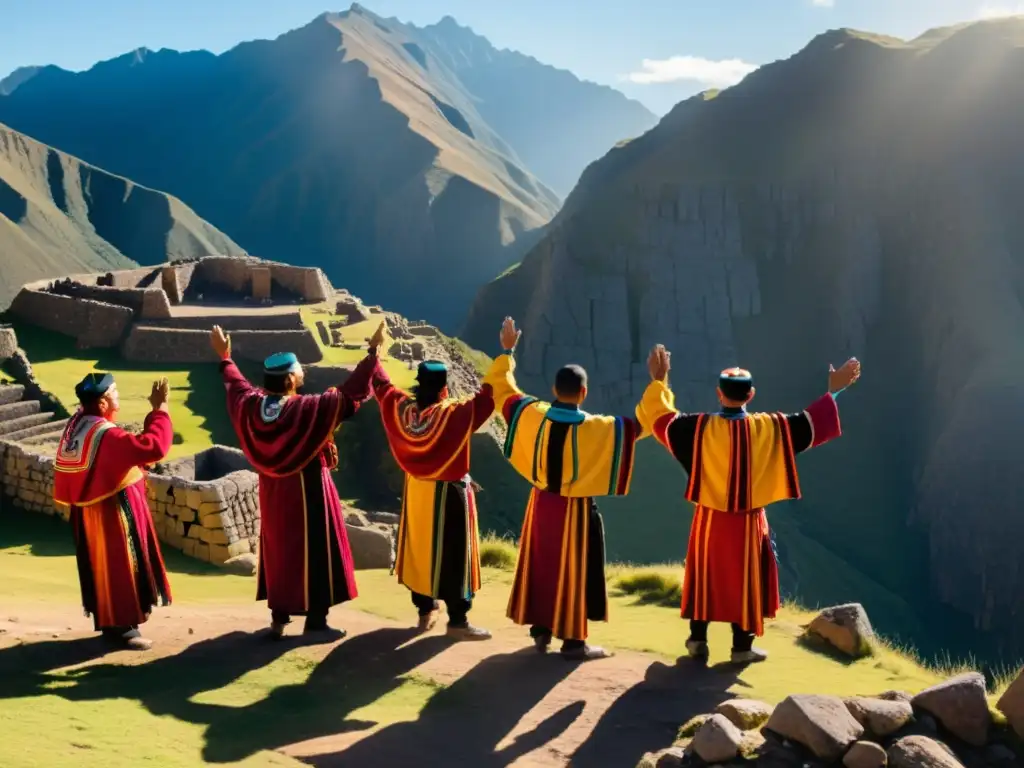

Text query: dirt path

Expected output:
[0,600,741,767]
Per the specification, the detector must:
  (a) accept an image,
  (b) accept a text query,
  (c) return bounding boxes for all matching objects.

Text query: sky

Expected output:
[2,0,1022,114]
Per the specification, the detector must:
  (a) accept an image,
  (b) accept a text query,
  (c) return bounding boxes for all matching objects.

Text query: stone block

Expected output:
[182,538,197,557]
[228,539,252,557]
[192,542,210,562]
[177,507,196,523]
[207,544,230,565]
[251,267,272,300]
[186,489,202,509]
[188,525,203,540]
[200,485,226,503]
[203,528,231,546]
[198,500,228,516]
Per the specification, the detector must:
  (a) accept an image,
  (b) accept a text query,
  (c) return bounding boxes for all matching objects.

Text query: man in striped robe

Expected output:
[483,318,650,661]
[636,344,862,663]
[373,359,494,639]
[53,373,174,651]
[211,323,385,640]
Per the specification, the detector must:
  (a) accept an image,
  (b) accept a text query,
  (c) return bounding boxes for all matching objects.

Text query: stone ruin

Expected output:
[8,256,334,365]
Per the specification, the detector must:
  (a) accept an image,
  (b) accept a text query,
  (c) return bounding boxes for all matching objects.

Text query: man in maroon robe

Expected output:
[211,322,386,639]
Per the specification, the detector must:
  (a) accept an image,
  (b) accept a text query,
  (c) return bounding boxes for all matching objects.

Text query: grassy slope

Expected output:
[0,508,958,768]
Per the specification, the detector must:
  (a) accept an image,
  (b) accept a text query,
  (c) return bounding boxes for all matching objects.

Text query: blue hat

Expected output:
[75,372,114,404]
[264,352,300,374]
[416,360,447,379]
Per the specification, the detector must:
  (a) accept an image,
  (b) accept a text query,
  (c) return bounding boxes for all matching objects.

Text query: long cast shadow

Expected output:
[302,648,580,767]
[568,659,744,767]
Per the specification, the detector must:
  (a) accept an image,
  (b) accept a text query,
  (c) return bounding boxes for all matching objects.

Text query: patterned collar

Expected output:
[260,395,291,423]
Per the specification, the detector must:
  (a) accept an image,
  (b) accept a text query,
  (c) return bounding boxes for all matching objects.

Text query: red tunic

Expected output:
[53,409,174,630]
[219,353,382,615]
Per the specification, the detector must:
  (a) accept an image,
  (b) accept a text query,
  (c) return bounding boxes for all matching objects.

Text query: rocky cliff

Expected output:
[0,122,244,308]
[0,4,629,331]
[464,20,1024,662]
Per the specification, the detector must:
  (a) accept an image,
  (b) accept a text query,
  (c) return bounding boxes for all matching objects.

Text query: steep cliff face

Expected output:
[0,122,244,308]
[464,20,1024,660]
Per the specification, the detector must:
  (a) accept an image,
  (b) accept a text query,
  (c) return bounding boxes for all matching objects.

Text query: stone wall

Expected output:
[302,364,355,394]
[104,266,164,289]
[49,283,172,320]
[9,289,133,348]
[190,257,332,302]
[0,442,55,519]
[145,313,304,331]
[121,326,323,364]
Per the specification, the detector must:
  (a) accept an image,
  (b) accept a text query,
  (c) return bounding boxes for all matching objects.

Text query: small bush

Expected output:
[480,534,518,571]
[612,566,683,607]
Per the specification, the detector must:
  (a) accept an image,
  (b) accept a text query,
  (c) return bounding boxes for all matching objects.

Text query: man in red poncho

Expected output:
[210,322,385,640]
[53,373,174,651]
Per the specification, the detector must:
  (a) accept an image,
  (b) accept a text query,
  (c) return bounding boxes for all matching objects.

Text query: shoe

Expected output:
[446,623,492,641]
[731,647,768,664]
[561,644,613,661]
[417,610,439,633]
[685,639,709,660]
[268,621,288,640]
[533,633,552,654]
[121,629,153,651]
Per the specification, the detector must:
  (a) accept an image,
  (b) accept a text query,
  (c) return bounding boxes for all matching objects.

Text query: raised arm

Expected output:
[105,379,174,467]
[482,316,531,422]
[785,357,861,454]
[337,349,384,421]
[635,344,700,466]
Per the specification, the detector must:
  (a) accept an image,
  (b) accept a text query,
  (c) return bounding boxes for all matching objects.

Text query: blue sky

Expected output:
[2,0,1020,114]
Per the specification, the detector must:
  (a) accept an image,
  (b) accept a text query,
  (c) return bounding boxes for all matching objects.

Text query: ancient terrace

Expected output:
[8,256,332,364]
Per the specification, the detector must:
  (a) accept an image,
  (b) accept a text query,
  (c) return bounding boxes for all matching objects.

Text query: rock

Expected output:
[345,511,367,527]
[764,694,865,761]
[844,741,887,768]
[844,697,914,737]
[878,691,913,703]
[692,714,743,763]
[888,735,964,768]
[222,553,258,576]
[805,603,876,658]
[911,673,990,746]
[652,746,686,767]
[716,698,774,730]
[346,524,394,570]
[996,667,1024,739]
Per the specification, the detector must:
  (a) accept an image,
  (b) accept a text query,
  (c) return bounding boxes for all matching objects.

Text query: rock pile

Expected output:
[639,606,1024,767]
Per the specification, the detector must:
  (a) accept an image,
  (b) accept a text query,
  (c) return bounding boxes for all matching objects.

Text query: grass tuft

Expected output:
[608,564,683,608]
[676,714,709,740]
[479,534,518,571]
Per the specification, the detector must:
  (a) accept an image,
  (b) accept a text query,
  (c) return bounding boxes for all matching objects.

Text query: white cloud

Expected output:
[623,56,759,88]
[811,0,835,8]
[977,3,1024,18]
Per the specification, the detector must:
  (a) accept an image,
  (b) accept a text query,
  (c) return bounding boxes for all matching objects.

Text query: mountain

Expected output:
[0,5,651,331]
[390,13,658,197]
[0,66,44,96]
[464,19,1024,663]
[0,122,244,308]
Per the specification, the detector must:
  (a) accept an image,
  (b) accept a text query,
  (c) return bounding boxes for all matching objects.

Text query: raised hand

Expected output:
[366,321,387,352]
[149,378,170,411]
[210,325,231,360]
[648,344,671,382]
[828,358,862,394]
[500,316,521,351]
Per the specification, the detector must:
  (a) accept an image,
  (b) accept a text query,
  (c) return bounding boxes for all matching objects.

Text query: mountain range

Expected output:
[465,18,1024,662]
[0,122,243,307]
[0,4,655,329]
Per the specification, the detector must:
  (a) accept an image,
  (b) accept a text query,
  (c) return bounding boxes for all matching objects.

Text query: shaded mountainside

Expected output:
[465,19,1024,663]
[0,4,642,330]
[0,122,244,308]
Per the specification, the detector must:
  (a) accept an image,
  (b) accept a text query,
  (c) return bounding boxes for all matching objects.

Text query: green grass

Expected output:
[478,534,517,570]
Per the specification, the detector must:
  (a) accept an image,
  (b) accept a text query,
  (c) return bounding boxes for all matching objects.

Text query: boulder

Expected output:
[692,714,743,763]
[716,698,774,730]
[764,694,864,761]
[887,735,964,768]
[346,523,394,570]
[222,553,258,576]
[996,666,1024,739]
[911,673,990,746]
[844,697,914,737]
[805,603,876,658]
[843,740,888,768]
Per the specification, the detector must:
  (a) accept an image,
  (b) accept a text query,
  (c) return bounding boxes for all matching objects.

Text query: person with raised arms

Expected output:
[636,344,862,663]
[210,322,386,640]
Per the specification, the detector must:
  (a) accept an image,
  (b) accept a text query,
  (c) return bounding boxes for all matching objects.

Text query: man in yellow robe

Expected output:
[482,317,653,660]
[636,344,861,663]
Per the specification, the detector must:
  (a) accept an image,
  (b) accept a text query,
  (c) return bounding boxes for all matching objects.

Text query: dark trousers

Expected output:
[411,591,471,627]
[688,619,755,652]
[272,608,329,630]
[101,625,138,638]
[530,625,585,651]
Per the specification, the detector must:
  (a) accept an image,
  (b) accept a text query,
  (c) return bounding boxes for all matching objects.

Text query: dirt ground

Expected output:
[0,598,741,767]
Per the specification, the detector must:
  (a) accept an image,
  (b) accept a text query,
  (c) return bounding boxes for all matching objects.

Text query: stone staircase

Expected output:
[0,383,67,446]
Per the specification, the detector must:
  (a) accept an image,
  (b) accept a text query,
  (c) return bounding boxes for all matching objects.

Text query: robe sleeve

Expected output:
[785,393,842,454]
[336,351,383,422]
[635,378,701,468]
[102,410,174,471]
[219,359,257,420]
[482,352,530,423]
